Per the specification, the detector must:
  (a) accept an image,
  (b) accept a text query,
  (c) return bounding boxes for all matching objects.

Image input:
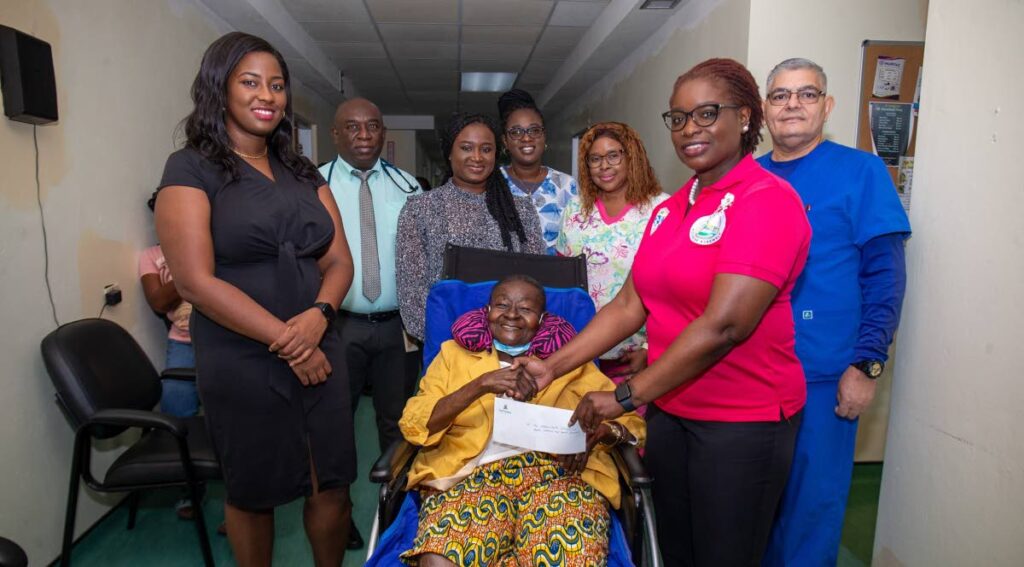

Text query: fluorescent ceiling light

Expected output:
[461,72,517,92]
[639,0,681,9]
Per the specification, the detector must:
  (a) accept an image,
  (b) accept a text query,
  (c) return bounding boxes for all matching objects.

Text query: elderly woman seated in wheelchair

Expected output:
[397,274,645,566]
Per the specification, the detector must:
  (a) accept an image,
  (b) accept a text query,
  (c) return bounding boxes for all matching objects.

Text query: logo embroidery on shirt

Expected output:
[689,193,735,245]
[650,207,670,235]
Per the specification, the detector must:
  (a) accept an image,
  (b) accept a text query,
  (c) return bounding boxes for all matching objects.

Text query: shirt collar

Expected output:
[334,155,383,177]
[700,153,759,192]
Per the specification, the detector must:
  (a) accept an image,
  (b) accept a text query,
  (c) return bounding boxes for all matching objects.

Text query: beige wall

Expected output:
[748,0,928,461]
[0,0,333,562]
[383,128,417,174]
[547,0,752,191]
[747,0,929,151]
[874,0,1024,564]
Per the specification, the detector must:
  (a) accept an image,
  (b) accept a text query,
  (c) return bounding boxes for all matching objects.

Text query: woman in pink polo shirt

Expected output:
[523,58,811,566]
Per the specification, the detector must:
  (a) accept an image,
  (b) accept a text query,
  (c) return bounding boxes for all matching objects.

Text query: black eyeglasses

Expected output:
[766,88,825,106]
[586,150,626,168]
[506,125,545,140]
[661,104,740,131]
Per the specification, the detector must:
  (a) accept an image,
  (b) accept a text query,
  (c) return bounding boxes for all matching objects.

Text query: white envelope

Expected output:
[491,397,586,455]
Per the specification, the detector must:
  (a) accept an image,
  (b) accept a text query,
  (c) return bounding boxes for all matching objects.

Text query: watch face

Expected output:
[869,361,883,377]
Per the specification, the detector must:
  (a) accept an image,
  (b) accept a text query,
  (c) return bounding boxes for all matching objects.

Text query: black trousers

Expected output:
[644,404,802,567]
[338,313,420,452]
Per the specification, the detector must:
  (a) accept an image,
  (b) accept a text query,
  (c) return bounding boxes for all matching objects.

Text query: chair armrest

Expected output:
[614,445,652,488]
[370,440,418,484]
[85,409,187,438]
[161,367,196,381]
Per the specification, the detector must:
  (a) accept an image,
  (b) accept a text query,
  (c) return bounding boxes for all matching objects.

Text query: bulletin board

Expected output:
[856,40,924,211]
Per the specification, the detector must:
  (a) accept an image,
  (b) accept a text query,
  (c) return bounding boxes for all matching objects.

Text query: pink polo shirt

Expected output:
[632,155,809,422]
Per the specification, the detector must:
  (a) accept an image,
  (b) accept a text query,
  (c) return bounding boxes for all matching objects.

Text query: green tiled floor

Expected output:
[58,402,884,566]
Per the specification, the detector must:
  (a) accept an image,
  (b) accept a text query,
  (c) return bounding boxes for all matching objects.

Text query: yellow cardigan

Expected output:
[399,340,646,509]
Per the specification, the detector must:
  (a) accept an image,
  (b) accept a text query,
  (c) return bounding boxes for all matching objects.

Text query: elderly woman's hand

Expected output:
[569,391,625,433]
[516,355,556,392]
[475,365,530,398]
[556,452,588,476]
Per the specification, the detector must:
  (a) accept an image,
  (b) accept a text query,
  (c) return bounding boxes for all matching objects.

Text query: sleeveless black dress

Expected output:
[159,148,355,509]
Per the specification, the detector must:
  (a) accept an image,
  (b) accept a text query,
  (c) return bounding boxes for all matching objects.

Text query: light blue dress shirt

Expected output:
[320,156,420,313]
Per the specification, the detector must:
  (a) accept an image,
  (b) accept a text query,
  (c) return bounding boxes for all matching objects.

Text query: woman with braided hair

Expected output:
[396,113,545,340]
[497,89,578,254]
[521,58,811,565]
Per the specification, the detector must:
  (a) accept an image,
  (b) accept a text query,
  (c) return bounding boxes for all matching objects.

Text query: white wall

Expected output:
[547,0,751,191]
[0,0,333,562]
[873,0,1024,564]
[383,128,417,175]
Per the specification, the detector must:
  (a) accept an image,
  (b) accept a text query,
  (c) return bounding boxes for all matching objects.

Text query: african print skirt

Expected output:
[401,452,610,566]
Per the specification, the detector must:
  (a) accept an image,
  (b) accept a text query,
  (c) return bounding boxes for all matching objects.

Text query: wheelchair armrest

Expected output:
[161,367,196,381]
[370,439,419,484]
[85,409,187,438]
[614,444,653,488]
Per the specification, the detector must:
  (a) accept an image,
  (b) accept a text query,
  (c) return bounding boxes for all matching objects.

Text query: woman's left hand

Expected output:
[618,348,648,374]
[570,391,625,433]
[269,308,328,364]
[556,452,588,476]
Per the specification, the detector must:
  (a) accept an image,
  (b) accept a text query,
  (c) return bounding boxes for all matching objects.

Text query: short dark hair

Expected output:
[492,274,546,308]
[673,58,764,155]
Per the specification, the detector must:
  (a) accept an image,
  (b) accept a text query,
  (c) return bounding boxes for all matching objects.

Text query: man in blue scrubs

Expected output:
[758,59,911,566]
[321,98,421,548]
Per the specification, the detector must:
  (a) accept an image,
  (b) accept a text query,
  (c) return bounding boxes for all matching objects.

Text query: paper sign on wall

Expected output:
[872,56,905,98]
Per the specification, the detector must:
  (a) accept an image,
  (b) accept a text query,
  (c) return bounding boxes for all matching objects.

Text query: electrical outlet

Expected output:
[103,283,122,306]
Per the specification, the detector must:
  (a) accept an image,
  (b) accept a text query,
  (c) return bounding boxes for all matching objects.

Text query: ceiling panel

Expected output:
[548,1,607,27]
[395,68,459,90]
[300,21,380,43]
[393,58,459,75]
[386,41,459,60]
[378,23,459,43]
[366,0,459,24]
[284,0,371,23]
[319,41,388,60]
[532,25,587,60]
[519,58,564,84]
[461,25,543,45]
[461,0,554,26]
[460,43,533,63]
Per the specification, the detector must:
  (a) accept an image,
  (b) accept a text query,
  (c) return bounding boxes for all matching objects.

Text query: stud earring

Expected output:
[742,124,749,133]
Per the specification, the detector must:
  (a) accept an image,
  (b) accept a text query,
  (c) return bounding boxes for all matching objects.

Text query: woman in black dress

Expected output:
[155,32,355,566]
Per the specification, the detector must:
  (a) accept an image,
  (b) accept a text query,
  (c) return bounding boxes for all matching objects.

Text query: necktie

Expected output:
[354,169,381,303]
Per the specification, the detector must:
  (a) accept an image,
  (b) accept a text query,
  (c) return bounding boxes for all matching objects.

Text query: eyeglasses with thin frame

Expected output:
[661,104,741,132]
[586,150,626,169]
[506,125,545,140]
[766,88,825,106]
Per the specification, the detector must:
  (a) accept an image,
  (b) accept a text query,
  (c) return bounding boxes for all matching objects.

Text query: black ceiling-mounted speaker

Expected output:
[0,25,58,125]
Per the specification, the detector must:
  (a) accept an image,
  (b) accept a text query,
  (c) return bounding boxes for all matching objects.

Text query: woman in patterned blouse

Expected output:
[556,122,669,396]
[497,89,578,254]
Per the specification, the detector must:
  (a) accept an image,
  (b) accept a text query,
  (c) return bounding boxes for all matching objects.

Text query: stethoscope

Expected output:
[326,157,420,194]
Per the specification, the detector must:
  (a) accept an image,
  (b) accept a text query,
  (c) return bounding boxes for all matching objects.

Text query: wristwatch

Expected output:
[614,381,637,412]
[313,302,336,325]
[852,359,884,379]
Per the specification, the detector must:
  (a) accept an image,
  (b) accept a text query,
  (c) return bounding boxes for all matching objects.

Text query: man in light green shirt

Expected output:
[319,98,421,547]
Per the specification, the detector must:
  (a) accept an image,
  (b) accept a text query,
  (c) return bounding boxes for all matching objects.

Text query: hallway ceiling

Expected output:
[199,0,686,159]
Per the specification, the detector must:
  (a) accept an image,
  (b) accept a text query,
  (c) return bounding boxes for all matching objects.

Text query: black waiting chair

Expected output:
[0,536,27,567]
[40,318,220,566]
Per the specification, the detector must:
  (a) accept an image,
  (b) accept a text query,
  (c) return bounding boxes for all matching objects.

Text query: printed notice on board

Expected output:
[897,157,913,211]
[869,102,914,166]
[872,57,905,98]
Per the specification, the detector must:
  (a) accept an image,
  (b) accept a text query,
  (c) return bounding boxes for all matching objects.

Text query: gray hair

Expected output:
[766,58,828,92]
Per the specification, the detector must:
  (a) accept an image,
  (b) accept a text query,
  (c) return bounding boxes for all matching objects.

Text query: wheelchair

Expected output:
[364,245,662,566]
